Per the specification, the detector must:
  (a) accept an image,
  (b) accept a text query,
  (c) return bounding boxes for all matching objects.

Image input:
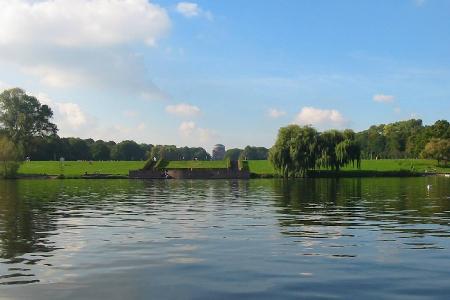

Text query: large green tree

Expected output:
[224,148,243,160]
[90,140,111,161]
[240,146,269,160]
[421,138,450,165]
[269,125,319,177]
[111,140,146,161]
[317,130,345,171]
[0,88,57,154]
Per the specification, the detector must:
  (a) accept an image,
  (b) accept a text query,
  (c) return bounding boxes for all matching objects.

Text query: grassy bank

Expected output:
[247,159,449,175]
[17,160,228,177]
[18,161,144,176]
[17,159,449,177]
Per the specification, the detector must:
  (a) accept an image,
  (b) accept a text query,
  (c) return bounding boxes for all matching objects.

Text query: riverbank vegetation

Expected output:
[17,159,449,177]
[269,125,361,177]
[356,119,449,159]
[1,88,449,179]
[0,88,56,178]
[16,118,448,164]
[0,136,22,178]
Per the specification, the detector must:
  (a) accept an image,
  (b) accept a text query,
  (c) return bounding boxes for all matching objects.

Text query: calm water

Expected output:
[0,178,449,299]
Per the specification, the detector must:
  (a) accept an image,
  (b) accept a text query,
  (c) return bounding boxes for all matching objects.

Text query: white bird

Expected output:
[427,184,432,191]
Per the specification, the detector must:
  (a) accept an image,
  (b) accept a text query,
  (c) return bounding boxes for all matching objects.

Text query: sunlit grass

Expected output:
[17,159,449,176]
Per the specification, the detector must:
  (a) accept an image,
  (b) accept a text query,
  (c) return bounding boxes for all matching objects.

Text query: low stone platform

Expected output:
[129,168,250,179]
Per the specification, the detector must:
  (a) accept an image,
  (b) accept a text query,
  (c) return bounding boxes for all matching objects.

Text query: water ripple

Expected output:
[0,178,449,299]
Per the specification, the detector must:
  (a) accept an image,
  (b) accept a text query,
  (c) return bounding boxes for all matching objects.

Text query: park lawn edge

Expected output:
[14,159,450,178]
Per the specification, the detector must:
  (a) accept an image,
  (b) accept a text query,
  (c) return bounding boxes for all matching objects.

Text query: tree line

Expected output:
[224,146,269,161]
[1,87,449,178]
[355,119,449,159]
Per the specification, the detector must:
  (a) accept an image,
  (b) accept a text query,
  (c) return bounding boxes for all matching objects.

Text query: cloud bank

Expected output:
[0,0,171,98]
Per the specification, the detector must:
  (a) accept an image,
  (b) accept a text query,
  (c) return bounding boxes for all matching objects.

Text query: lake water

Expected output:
[0,178,449,299]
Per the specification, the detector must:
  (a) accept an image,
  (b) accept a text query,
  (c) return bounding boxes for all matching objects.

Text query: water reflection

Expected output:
[0,178,449,299]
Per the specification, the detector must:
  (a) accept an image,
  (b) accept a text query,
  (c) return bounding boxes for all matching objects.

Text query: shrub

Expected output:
[0,136,22,178]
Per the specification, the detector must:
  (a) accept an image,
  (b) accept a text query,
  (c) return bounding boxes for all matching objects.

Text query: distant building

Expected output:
[212,144,225,160]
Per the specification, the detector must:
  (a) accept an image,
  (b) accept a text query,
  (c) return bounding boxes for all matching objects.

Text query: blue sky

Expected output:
[0,0,449,150]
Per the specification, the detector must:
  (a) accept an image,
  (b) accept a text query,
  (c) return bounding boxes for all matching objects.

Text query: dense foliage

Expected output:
[23,138,215,162]
[356,119,449,159]
[149,145,211,161]
[240,146,269,160]
[421,138,450,165]
[224,148,243,160]
[269,125,361,177]
[0,88,57,153]
[224,146,269,160]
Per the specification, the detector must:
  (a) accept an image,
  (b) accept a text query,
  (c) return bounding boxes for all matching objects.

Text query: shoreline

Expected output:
[8,171,449,180]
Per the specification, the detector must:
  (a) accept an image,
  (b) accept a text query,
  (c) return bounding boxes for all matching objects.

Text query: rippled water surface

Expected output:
[0,178,450,299]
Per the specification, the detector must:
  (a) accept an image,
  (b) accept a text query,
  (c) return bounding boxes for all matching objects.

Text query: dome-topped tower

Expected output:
[212,144,225,160]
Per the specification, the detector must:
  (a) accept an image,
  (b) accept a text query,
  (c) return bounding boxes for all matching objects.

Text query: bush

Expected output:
[1,161,20,178]
[0,136,22,178]
[154,159,168,170]
[238,160,249,171]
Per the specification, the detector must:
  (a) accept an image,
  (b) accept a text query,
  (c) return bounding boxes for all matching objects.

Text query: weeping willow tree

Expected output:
[269,125,319,177]
[336,139,361,169]
[270,126,361,177]
[316,130,345,171]
[317,129,361,171]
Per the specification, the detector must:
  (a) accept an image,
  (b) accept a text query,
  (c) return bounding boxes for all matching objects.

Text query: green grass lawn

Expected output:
[247,159,449,174]
[342,159,449,173]
[18,161,145,176]
[17,159,449,177]
[247,160,276,174]
[18,160,228,176]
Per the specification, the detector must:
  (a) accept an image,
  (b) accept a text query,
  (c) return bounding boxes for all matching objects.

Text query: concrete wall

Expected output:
[167,169,249,179]
[129,170,166,179]
[129,168,250,179]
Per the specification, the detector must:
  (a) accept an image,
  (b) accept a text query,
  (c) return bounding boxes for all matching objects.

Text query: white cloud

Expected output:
[166,103,201,117]
[373,94,395,103]
[34,92,152,142]
[267,108,286,118]
[57,102,87,128]
[294,107,348,129]
[0,0,170,48]
[179,121,196,137]
[23,65,85,88]
[0,0,170,98]
[176,2,213,20]
[178,121,217,143]
[36,93,88,130]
